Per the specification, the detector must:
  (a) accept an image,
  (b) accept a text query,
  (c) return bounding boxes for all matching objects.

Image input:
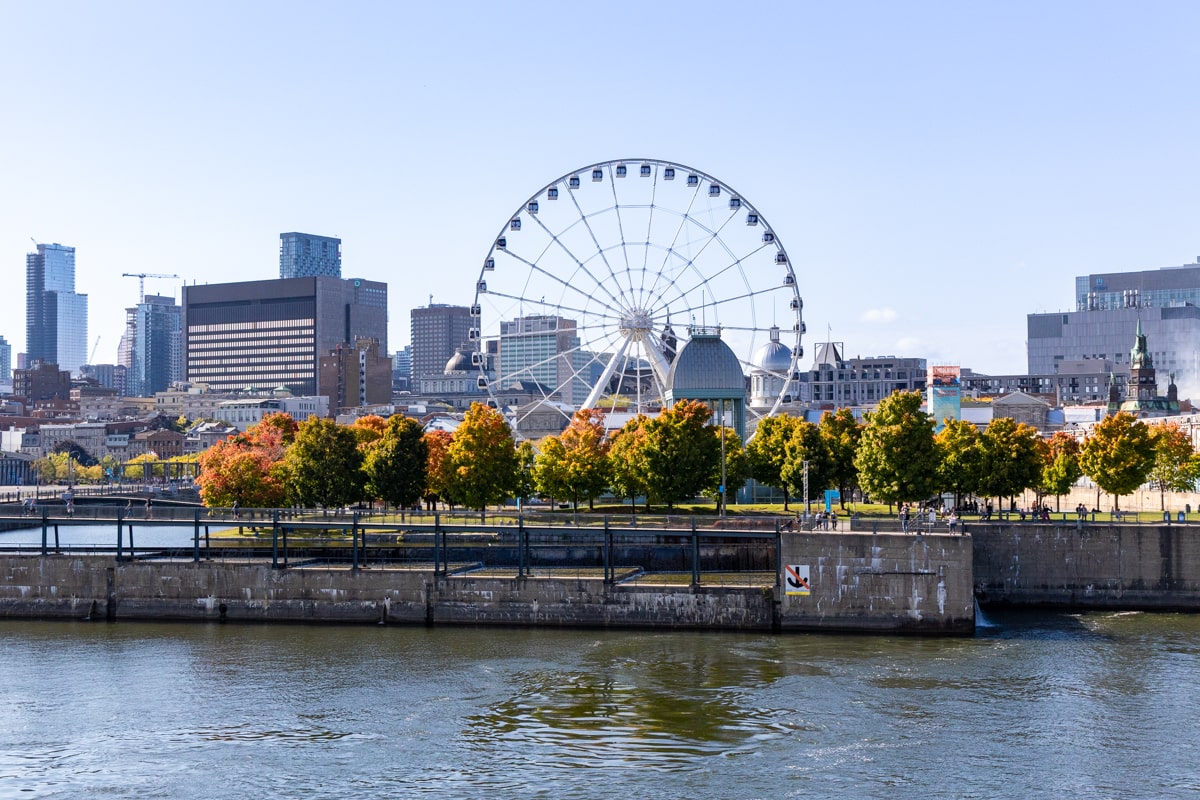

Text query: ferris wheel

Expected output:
[471,158,805,430]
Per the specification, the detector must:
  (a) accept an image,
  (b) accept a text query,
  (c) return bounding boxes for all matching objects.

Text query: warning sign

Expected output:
[784,564,811,596]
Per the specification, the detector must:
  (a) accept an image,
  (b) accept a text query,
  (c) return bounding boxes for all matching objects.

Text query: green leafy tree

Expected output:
[639,400,721,510]
[935,418,984,507]
[608,416,649,511]
[363,415,428,509]
[854,391,939,507]
[976,417,1044,507]
[1040,431,1082,510]
[350,415,389,448]
[533,436,571,506]
[446,403,518,510]
[281,417,364,508]
[1147,421,1198,509]
[747,414,803,509]
[513,440,537,507]
[819,408,863,509]
[705,426,750,513]
[781,419,834,508]
[1079,412,1155,511]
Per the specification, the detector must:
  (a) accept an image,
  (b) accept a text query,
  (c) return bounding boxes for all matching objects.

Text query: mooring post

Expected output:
[518,514,525,579]
[434,512,442,577]
[604,516,612,584]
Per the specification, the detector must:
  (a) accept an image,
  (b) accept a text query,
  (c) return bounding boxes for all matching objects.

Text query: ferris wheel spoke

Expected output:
[524,213,629,311]
[643,181,707,307]
[649,284,791,323]
[637,169,662,306]
[567,186,629,310]
[480,287,625,327]
[607,173,638,300]
[663,240,778,304]
[497,246,627,313]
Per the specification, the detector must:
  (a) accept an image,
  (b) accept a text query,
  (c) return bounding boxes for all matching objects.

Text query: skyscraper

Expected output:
[26,243,88,375]
[279,232,342,279]
[410,304,472,390]
[127,295,183,397]
[0,335,11,382]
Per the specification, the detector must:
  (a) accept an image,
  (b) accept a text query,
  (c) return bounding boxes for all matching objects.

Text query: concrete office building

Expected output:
[411,304,472,392]
[497,314,589,406]
[26,243,88,375]
[183,276,387,398]
[1028,257,1200,390]
[279,232,342,279]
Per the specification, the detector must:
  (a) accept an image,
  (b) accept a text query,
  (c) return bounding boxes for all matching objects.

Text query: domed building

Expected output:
[748,325,795,409]
[666,327,746,440]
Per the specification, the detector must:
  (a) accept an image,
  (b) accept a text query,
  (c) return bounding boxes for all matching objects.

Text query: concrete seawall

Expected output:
[781,531,974,634]
[0,530,977,635]
[971,522,1200,609]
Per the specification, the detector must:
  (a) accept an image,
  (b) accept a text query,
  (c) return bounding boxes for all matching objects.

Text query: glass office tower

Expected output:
[26,243,88,375]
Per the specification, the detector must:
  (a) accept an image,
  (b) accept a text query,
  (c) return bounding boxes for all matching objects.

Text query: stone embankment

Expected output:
[0,529,976,635]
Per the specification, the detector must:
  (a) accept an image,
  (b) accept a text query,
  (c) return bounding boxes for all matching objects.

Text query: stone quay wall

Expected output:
[0,530,977,635]
[779,531,975,635]
[971,522,1200,609]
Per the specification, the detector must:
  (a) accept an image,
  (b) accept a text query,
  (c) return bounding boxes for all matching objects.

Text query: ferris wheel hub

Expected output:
[619,309,655,335]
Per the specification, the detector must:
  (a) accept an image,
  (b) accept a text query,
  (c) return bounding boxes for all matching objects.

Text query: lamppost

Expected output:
[803,460,810,517]
[718,399,727,518]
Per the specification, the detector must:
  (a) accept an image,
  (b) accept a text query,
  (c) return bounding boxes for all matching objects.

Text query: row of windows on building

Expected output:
[188,319,316,334]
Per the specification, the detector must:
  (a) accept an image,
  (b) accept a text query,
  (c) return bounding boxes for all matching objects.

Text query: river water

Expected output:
[1,611,1197,800]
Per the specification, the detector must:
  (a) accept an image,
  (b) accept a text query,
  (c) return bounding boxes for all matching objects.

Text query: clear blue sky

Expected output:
[3,1,1198,376]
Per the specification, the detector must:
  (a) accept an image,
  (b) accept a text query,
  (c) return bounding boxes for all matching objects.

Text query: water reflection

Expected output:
[0,615,1198,799]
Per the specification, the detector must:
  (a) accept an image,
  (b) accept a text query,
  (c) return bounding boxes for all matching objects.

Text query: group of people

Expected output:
[898,503,962,534]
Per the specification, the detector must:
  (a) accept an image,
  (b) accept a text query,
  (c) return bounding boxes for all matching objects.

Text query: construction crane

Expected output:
[122,272,181,302]
[89,336,101,365]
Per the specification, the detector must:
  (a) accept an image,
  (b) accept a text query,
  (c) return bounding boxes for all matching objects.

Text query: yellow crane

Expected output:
[122,272,182,302]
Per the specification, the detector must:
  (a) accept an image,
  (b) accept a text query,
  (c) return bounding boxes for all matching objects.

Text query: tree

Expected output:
[976,417,1043,506]
[780,419,834,509]
[195,415,294,508]
[608,416,649,511]
[746,415,802,510]
[1040,431,1082,510]
[446,403,518,510]
[1147,421,1198,509]
[513,440,537,508]
[854,391,939,507]
[363,415,428,509]
[350,415,388,448]
[1079,412,1155,511]
[422,430,455,509]
[196,442,285,508]
[534,409,610,510]
[819,408,863,509]
[281,417,364,508]
[639,400,721,509]
[706,426,750,513]
[935,418,984,508]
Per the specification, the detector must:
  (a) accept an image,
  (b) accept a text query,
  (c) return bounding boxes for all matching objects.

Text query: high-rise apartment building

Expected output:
[0,335,11,382]
[127,295,183,397]
[498,314,589,406]
[318,337,392,411]
[26,243,88,375]
[1028,257,1200,385]
[183,276,387,398]
[410,304,472,390]
[279,232,342,279]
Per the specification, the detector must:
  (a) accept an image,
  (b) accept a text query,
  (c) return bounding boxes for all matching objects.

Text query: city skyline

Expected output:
[3,2,1199,380]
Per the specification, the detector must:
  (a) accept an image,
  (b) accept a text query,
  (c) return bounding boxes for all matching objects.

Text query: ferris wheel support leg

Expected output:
[582,335,632,409]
